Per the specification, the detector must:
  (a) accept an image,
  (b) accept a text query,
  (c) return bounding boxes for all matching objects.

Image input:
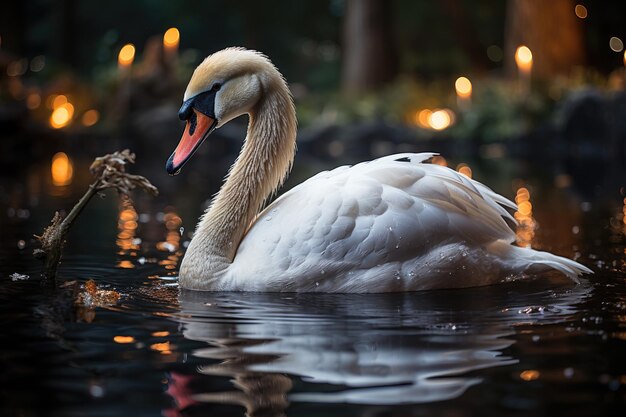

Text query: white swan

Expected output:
[166,47,591,292]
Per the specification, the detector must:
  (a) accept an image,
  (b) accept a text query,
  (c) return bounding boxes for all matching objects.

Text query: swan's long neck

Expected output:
[186,79,296,267]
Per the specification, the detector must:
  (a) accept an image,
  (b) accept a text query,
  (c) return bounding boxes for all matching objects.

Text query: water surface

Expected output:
[1,151,625,416]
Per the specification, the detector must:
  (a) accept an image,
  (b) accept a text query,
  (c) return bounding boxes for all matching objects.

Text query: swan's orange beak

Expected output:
[166,109,216,175]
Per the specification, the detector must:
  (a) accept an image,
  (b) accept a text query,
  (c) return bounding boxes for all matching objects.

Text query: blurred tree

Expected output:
[56,0,77,67]
[504,0,585,79]
[440,0,491,73]
[341,0,397,94]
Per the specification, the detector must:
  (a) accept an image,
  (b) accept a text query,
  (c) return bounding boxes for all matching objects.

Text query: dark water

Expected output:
[1,149,625,417]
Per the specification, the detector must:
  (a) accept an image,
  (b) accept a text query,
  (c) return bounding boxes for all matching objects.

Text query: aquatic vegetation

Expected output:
[34,149,158,285]
[74,279,122,323]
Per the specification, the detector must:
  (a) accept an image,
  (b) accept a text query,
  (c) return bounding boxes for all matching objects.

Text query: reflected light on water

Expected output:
[151,341,172,354]
[117,202,139,268]
[114,336,135,344]
[51,152,73,186]
[157,210,183,271]
[118,260,134,269]
[520,370,540,381]
[514,187,536,248]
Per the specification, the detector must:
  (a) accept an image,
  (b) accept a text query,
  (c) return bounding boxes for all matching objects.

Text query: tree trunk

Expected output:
[505,0,585,79]
[440,0,491,74]
[56,0,77,67]
[342,0,397,94]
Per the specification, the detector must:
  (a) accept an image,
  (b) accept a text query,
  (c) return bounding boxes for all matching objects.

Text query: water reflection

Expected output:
[157,209,183,273]
[117,200,139,268]
[514,186,536,248]
[173,283,590,415]
[51,152,74,186]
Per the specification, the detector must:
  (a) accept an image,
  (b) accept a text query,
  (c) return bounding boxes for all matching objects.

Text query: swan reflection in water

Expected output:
[166,281,590,416]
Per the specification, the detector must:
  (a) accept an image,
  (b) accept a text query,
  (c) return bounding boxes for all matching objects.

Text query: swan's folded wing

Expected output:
[237,154,516,274]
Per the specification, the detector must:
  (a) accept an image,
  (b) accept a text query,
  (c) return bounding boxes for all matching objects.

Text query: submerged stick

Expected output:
[35,149,158,286]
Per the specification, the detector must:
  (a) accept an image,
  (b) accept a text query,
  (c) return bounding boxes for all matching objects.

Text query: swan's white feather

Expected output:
[212,153,588,292]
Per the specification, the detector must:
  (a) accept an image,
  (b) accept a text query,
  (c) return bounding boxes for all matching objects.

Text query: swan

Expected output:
[166,47,592,292]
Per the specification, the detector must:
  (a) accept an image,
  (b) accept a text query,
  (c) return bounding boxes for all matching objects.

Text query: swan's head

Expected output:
[167,47,278,175]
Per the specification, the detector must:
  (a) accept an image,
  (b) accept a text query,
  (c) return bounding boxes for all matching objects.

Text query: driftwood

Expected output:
[34,149,158,286]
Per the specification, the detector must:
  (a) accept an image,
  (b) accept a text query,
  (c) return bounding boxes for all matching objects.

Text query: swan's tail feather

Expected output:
[488,240,593,283]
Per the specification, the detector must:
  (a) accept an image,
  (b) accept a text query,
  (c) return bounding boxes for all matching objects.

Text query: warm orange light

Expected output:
[514,187,536,247]
[150,341,171,354]
[414,109,432,127]
[574,4,587,19]
[26,93,41,109]
[428,109,452,131]
[455,76,472,99]
[113,335,135,344]
[163,28,180,48]
[52,94,67,109]
[456,163,472,179]
[515,187,530,203]
[431,156,447,167]
[51,152,74,186]
[152,331,170,337]
[520,370,540,381]
[82,109,100,127]
[515,45,533,73]
[50,102,74,129]
[117,203,139,255]
[118,43,136,67]
[518,201,533,216]
[117,260,134,269]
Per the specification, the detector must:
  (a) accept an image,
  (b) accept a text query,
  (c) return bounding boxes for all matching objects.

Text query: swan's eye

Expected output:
[211,83,221,92]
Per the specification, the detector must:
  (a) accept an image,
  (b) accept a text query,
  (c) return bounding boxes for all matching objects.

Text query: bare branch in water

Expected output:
[35,149,158,286]
[90,149,159,197]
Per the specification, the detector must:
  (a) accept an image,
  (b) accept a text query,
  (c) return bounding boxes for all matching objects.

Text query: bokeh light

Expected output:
[118,43,136,67]
[455,76,472,99]
[456,163,472,179]
[113,336,135,344]
[609,37,624,52]
[51,152,73,186]
[515,45,533,72]
[82,110,100,127]
[163,27,180,48]
[26,93,41,109]
[428,109,453,131]
[574,4,587,19]
[50,102,74,129]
